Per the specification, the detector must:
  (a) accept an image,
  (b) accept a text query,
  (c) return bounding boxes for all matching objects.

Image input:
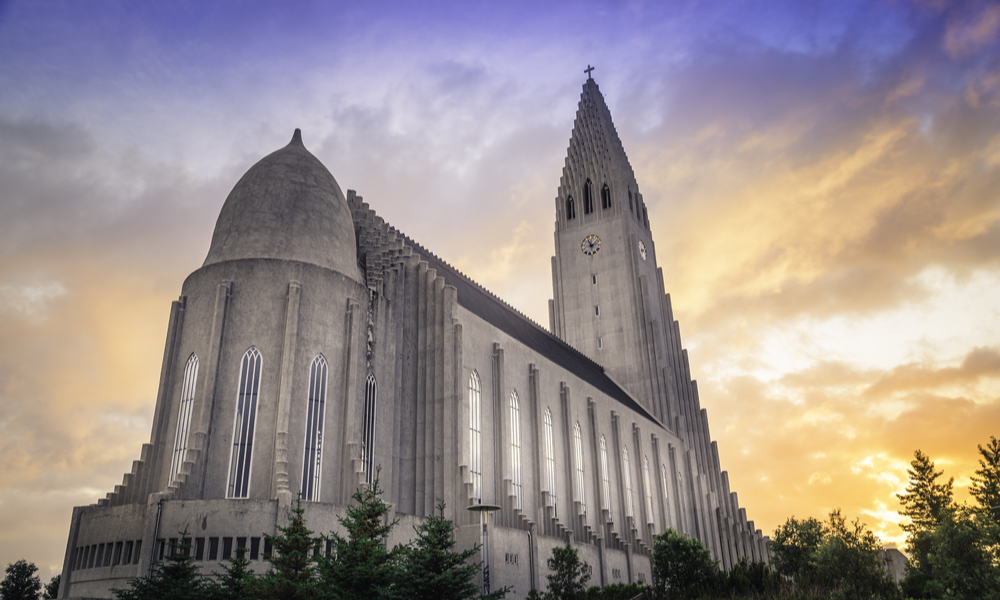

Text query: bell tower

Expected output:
[549,73,674,424]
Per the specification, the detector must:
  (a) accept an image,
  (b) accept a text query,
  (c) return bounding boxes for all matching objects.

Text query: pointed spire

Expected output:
[289,128,303,147]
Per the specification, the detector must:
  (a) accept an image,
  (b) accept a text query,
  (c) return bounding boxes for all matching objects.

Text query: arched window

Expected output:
[566,196,576,220]
[510,391,522,509]
[544,407,556,515]
[169,354,198,483]
[622,446,634,518]
[644,456,654,524]
[362,373,377,485]
[574,422,586,515]
[583,180,594,214]
[301,355,327,501]
[600,435,611,512]
[469,371,482,500]
[228,347,261,498]
[601,183,611,209]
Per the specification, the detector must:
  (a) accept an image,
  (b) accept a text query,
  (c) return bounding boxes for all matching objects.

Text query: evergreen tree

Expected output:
[814,509,898,600]
[1,560,42,600]
[255,499,319,600]
[971,436,1000,524]
[113,532,205,600]
[543,543,589,600]
[394,502,503,600]
[897,449,954,534]
[203,551,257,600]
[649,528,718,600]
[42,575,59,600]
[915,506,1000,600]
[318,471,400,600]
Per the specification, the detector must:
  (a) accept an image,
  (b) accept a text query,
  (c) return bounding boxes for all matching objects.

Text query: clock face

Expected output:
[639,240,647,260]
[581,234,601,256]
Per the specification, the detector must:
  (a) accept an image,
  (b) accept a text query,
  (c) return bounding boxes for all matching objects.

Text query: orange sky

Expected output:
[1,0,998,581]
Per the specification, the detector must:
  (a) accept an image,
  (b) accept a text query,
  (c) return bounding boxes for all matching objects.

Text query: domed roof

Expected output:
[202,129,362,282]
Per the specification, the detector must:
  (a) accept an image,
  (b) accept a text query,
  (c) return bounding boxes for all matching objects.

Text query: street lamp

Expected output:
[468,501,501,595]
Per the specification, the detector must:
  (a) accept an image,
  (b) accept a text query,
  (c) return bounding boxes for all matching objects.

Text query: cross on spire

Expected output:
[584,65,595,79]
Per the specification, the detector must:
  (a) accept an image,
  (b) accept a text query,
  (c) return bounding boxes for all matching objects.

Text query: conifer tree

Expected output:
[971,436,1000,524]
[394,502,504,600]
[203,551,257,600]
[255,498,319,600]
[897,449,954,534]
[0,560,42,600]
[113,531,205,600]
[319,470,400,600]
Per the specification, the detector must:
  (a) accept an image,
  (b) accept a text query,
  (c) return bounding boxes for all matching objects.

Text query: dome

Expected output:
[202,129,362,281]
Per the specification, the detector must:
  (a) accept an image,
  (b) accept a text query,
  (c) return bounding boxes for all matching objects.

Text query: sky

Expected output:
[1,0,998,581]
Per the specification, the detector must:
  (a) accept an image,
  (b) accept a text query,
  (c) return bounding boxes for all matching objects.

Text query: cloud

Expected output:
[943,3,1000,58]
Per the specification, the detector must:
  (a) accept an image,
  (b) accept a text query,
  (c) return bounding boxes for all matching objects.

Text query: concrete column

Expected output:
[194,281,231,499]
[146,296,186,497]
[270,281,300,501]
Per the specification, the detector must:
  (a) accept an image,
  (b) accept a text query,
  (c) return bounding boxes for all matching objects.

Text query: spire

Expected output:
[555,76,641,224]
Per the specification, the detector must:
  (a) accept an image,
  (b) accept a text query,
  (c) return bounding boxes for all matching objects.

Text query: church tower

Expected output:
[549,73,674,426]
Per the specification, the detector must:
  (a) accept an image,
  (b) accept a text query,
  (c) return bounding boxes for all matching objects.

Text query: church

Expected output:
[58,75,769,599]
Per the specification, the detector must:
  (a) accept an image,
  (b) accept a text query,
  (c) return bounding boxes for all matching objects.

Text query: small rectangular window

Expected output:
[250,537,261,560]
[236,537,247,559]
[122,542,132,566]
[598,337,603,349]
[222,537,233,561]
[96,544,105,568]
[156,540,165,562]
[133,541,142,564]
[195,538,205,561]
[325,539,333,556]
[104,544,113,567]
[594,305,600,316]
[169,538,178,558]
[592,274,597,285]
[113,541,123,566]
[209,537,219,561]
[264,538,273,558]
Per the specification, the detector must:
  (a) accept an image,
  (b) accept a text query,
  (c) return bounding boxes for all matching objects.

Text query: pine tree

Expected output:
[255,498,319,600]
[544,543,590,600]
[971,436,1000,524]
[897,449,954,535]
[113,532,205,600]
[203,551,257,600]
[318,471,400,600]
[1,560,42,600]
[394,502,497,600]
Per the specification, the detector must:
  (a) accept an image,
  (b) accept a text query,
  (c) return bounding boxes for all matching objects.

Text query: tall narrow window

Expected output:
[544,407,557,515]
[574,422,586,515]
[643,206,649,228]
[566,196,576,220]
[623,446,634,518]
[628,189,634,212]
[228,347,261,498]
[469,371,482,500]
[301,355,327,501]
[583,180,594,214]
[169,354,198,483]
[600,435,611,512]
[510,391,522,509]
[661,463,671,522]
[601,183,611,209]
[644,456,654,524]
[362,373,377,485]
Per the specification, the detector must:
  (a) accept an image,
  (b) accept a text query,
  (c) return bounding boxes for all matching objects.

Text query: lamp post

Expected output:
[468,501,501,595]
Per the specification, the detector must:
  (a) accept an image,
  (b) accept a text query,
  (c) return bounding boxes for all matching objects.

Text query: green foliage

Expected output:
[1,560,42,600]
[813,509,898,600]
[256,499,319,600]
[41,575,59,600]
[769,516,825,586]
[318,472,401,600]
[113,532,206,600]
[650,528,718,600]
[203,551,257,600]
[719,558,782,597]
[394,502,498,600]
[901,506,1000,600]
[584,582,647,600]
[897,450,954,536]
[971,436,1000,525]
[544,544,590,600]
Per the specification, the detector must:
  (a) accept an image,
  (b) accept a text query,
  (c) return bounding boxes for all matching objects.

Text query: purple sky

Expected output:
[1,0,999,579]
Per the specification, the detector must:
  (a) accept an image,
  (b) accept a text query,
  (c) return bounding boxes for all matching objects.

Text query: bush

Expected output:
[650,529,719,599]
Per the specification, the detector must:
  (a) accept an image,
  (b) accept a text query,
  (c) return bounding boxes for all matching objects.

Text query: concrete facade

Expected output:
[59,78,769,600]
